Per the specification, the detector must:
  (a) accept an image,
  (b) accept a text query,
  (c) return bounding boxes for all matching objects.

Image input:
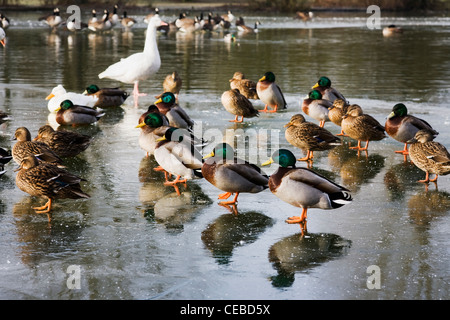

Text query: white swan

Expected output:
[98,15,167,107]
[46,85,98,113]
[0,27,5,47]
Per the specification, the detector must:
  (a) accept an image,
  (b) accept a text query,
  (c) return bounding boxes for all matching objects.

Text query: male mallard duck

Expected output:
[34,125,92,158]
[46,85,98,113]
[407,129,450,184]
[301,89,332,127]
[341,104,386,152]
[154,127,203,186]
[256,71,287,113]
[261,149,352,227]
[202,143,269,206]
[221,89,259,123]
[0,147,12,176]
[83,84,128,108]
[136,109,169,157]
[383,24,403,37]
[12,127,62,166]
[154,92,194,129]
[328,98,349,136]
[229,71,259,100]
[15,155,90,220]
[55,100,105,126]
[155,71,182,101]
[38,8,62,29]
[385,103,438,155]
[312,76,347,103]
[284,114,340,162]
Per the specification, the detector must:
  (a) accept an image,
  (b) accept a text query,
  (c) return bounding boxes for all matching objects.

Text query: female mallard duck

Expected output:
[341,104,386,152]
[15,155,90,220]
[154,127,203,186]
[83,84,129,108]
[0,147,12,176]
[229,71,259,100]
[407,129,450,184]
[46,85,98,113]
[385,103,438,155]
[154,92,194,129]
[256,71,287,113]
[311,76,347,103]
[221,88,259,123]
[55,100,105,126]
[156,71,182,101]
[136,109,170,157]
[301,90,332,128]
[327,98,349,136]
[284,114,340,162]
[33,124,92,158]
[261,149,352,227]
[12,127,62,166]
[202,143,269,206]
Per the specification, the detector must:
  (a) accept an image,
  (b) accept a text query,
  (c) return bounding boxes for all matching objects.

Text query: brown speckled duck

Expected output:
[221,88,259,123]
[156,71,182,101]
[285,114,340,162]
[34,125,92,158]
[328,98,349,136]
[341,104,386,152]
[385,103,438,156]
[229,71,259,100]
[12,127,63,166]
[83,84,129,108]
[15,155,90,220]
[407,129,450,184]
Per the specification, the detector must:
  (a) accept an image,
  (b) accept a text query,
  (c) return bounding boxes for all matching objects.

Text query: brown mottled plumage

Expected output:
[34,125,92,158]
[15,155,90,220]
[159,71,182,100]
[12,127,63,165]
[408,129,450,184]
[328,99,349,136]
[221,88,259,122]
[229,72,259,100]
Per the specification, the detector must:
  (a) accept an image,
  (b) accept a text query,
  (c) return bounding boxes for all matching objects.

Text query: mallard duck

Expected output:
[301,90,332,127]
[0,27,5,47]
[136,109,169,157]
[15,155,90,220]
[0,147,12,176]
[202,143,269,206]
[221,89,259,123]
[121,11,136,30]
[154,127,203,186]
[46,85,98,113]
[312,76,347,103]
[83,84,128,108]
[341,104,386,152]
[261,149,352,228]
[33,125,92,158]
[407,129,450,184]
[383,25,403,37]
[38,8,62,29]
[328,98,349,136]
[229,72,259,100]
[385,103,438,155]
[55,100,105,126]
[12,127,62,166]
[284,114,340,162]
[256,71,287,113]
[154,92,194,129]
[161,71,182,100]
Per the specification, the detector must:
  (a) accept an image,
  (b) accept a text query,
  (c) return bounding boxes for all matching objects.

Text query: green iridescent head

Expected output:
[204,143,235,161]
[60,100,74,110]
[262,149,296,168]
[316,76,331,88]
[308,89,322,100]
[160,92,176,104]
[85,84,100,94]
[388,103,408,119]
[260,71,276,83]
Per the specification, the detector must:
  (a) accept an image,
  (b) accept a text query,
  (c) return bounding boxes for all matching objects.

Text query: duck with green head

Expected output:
[312,76,347,103]
[84,84,129,108]
[256,71,287,113]
[385,103,438,156]
[136,109,170,157]
[202,143,269,207]
[55,100,105,126]
[262,149,352,231]
[154,92,194,129]
[407,129,450,184]
[301,89,332,128]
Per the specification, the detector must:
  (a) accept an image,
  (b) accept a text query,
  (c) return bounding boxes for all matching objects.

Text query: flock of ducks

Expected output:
[0,8,448,235]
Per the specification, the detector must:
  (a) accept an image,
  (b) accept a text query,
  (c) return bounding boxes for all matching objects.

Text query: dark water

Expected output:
[0,10,449,300]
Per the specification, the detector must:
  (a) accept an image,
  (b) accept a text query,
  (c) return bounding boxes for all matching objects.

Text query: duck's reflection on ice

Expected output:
[268,232,351,288]
[202,211,274,265]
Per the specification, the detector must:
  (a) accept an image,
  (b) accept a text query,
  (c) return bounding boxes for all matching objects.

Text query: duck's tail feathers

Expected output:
[329,191,352,208]
[193,168,203,178]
